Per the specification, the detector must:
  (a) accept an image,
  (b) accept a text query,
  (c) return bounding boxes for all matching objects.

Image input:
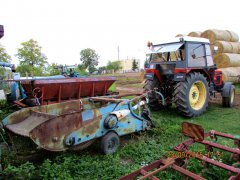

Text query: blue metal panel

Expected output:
[65,100,149,147]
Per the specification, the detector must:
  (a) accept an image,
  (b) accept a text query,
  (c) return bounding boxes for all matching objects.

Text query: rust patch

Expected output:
[79,108,102,136]
[29,112,83,151]
[6,111,56,137]
[8,108,31,125]
[182,122,204,141]
[122,127,135,134]
[119,117,129,123]
[80,117,101,136]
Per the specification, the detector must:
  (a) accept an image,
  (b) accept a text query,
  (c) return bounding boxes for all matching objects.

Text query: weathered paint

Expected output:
[3,93,152,151]
[21,76,116,105]
[65,100,150,147]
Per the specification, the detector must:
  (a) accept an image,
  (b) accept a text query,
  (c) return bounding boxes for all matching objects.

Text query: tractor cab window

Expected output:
[149,43,185,62]
[188,43,206,67]
[205,44,214,66]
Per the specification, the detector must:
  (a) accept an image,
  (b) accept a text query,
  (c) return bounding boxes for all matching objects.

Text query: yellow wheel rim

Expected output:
[189,81,207,110]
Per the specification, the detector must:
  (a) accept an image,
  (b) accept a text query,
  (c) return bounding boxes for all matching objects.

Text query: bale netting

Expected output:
[220,67,240,83]
[214,41,240,54]
[201,29,239,43]
[214,53,240,68]
[188,31,202,37]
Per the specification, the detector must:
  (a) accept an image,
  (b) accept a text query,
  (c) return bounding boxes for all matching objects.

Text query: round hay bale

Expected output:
[188,31,202,37]
[214,41,240,54]
[175,34,185,37]
[201,29,239,43]
[219,67,240,83]
[214,53,240,68]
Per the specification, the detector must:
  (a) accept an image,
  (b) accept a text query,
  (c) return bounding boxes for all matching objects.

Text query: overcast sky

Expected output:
[1,0,240,67]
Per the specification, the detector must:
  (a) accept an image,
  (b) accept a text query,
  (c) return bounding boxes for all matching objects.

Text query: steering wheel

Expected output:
[32,87,43,99]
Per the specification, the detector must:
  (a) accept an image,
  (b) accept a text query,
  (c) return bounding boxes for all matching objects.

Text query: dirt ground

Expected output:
[211,92,240,107]
[116,83,240,107]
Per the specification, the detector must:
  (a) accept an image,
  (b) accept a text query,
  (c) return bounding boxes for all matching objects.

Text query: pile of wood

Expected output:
[176,29,240,83]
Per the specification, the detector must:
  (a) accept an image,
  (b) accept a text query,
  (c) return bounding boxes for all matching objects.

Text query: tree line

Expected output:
[0,39,139,76]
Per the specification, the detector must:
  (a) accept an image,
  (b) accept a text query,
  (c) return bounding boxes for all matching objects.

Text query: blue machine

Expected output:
[2,93,153,154]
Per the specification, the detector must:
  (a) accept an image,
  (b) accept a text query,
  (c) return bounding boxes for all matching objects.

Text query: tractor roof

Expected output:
[177,36,210,43]
[147,36,210,54]
[153,36,210,46]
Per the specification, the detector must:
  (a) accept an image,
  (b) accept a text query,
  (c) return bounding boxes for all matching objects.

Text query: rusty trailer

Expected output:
[18,76,117,106]
[1,93,152,154]
[119,122,240,180]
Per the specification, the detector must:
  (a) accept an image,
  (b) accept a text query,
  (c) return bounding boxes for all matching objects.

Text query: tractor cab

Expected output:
[146,37,215,82]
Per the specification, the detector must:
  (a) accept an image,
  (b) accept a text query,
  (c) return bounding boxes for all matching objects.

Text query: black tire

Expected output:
[143,78,161,110]
[100,132,120,154]
[222,85,235,107]
[173,72,209,117]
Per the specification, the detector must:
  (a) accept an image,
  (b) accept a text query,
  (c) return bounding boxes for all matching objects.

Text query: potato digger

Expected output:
[144,36,235,117]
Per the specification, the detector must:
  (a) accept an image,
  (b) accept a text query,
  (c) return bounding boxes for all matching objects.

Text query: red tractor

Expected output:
[144,36,235,117]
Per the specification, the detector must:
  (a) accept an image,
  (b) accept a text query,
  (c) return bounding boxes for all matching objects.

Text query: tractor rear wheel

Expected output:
[173,72,209,117]
[143,78,161,110]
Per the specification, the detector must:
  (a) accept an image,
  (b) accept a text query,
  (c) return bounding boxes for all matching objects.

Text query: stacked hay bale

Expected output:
[176,29,240,83]
[188,31,202,37]
[201,29,240,83]
[175,34,185,37]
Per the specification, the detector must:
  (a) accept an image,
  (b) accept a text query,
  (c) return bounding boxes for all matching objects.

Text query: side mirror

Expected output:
[144,63,150,69]
[213,46,218,54]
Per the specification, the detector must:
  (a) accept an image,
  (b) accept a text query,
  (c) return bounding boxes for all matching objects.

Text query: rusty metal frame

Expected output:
[119,157,206,180]
[119,122,240,180]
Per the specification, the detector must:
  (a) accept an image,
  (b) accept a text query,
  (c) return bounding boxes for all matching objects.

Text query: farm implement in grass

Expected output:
[1,93,154,154]
[120,122,240,180]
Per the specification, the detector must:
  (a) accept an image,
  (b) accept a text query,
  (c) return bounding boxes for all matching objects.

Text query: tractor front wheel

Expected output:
[173,72,209,117]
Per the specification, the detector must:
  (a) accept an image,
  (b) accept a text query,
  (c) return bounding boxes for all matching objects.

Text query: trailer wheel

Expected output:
[100,132,120,154]
[222,83,235,107]
[143,78,161,110]
[173,72,209,117]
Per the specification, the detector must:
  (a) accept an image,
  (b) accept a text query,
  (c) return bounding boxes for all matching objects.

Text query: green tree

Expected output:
[15,39,48,76]
[16,39,47,67]
[98,66,106,74]
[0,44,11,62]
[107,61,122,72]
[45,63,61,76]
[80,48,99,73]
[76,64,87,76]
[16,64,43,76]
[132,59,138,71]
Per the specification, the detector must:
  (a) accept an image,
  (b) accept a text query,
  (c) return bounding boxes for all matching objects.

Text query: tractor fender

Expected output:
[222,82,233,97]
[144,69,161,82]
[144,73,155,80]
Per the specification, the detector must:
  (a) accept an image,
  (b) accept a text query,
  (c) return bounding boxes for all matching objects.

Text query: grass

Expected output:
[0,100,240,179]
[235,83,240,93]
